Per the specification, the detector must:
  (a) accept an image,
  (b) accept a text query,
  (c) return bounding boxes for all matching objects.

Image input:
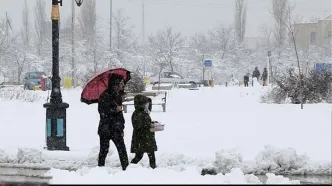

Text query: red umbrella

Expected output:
[81,68,131,105]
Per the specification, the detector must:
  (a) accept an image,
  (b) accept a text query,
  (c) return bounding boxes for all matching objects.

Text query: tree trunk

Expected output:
[291,31,304,109]
[169,57,174,72]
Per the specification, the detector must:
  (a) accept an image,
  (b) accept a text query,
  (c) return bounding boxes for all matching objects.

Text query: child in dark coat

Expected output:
[130,95,157,169]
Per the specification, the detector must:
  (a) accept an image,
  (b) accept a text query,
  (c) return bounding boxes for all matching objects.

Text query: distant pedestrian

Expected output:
[261,68,268,86]
[243,73,250,87]
[252,67,260,86]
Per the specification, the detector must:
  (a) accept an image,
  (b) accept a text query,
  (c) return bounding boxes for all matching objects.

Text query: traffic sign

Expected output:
[204,60,212,67]
[315,63,332,73]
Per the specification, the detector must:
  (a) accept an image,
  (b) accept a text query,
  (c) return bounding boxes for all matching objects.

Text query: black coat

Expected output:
[130,95,157,153]
[252,69,260,79]
[261,70,268,81]
[98,89,125,139]
[243,75,249,82]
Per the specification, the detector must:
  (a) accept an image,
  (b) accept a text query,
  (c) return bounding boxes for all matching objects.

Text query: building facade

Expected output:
[294,14,332,49]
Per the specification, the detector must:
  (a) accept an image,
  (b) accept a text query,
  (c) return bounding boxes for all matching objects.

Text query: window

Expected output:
[28,72,46,79]
[310,32,317,45]
[159,72,165,78]
[164,72,171,78]
[169,72,183,79]
[328,31,332,40]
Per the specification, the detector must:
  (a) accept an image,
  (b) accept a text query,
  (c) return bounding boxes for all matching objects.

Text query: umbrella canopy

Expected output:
[81,68,131,105]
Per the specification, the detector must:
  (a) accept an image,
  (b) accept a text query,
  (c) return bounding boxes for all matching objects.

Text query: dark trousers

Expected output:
[98,135,129,170]
[130,152,156,169]
[244,81,249,87]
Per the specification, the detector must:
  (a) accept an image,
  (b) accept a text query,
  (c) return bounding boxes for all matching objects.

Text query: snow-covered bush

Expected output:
[158,153,200,168]
[222,168,248,184]
[16,148,43,164]
[213,149,243,174]
[266,173,301,184]
[0,148,42,164]
[304,69,332,103]
[0,149,10,163]
[260,85,288,104]
[86,146,114,167]
[253,145,310,174]
[261,68,332,104]
[125,71,146,93]
[244,173,263,184]
[0,87,44,102]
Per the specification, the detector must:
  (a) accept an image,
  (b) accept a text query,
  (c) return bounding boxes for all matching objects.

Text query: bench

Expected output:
[123,91,167,113]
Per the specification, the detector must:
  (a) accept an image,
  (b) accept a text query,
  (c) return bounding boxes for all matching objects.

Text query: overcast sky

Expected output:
[1,0,331,40]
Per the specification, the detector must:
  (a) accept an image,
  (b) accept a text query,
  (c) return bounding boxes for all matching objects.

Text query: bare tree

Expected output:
[272,0,288,52]
[0,19,7,54]
[148,47,168,90]
[234,0,247,44]
[209,25,233,60]
[78,0,96,40]
[4,35,28,83]
[259,24,276,81]
[190,33,211,78]
[259,24,272,48]
[78,0,99,73]
[2,4,38,83]
[34,0,47,56]
[273,3,304,109]
[112,9,138,62]
[191,34,211,58]
[21,0,30,48]
[148,27,185,72]
[0,19,7,76]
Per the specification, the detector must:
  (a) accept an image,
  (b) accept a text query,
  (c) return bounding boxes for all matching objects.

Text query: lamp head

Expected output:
[75,0,83,6]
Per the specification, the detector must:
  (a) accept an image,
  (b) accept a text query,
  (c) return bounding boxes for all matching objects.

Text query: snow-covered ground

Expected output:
[0,85,331,184]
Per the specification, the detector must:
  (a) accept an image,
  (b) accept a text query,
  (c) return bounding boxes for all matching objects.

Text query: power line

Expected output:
[144,0,228,9]
[129,0,225,6]
[152,0,226,6]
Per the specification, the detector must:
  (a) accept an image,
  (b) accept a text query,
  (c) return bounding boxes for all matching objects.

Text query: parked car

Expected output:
[23,71,47,90]
[149,71,200,85]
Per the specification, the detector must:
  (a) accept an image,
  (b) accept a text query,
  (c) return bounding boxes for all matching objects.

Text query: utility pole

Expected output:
[5,12,8,44]
[142,0,145,44]
[267,51,271,85]
[202,54,205,86]
[71,0,76,88]
[110,0,113,51]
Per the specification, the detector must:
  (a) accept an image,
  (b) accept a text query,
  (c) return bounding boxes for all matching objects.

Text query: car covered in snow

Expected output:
[149,71,200,85]
[23,71,47,90]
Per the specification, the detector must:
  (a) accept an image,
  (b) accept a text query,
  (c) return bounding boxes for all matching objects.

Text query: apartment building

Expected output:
[294,14,332,48]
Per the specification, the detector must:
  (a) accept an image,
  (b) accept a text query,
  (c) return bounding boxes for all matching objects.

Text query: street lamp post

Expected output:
[267,51,271,85]
[43,0,83,151]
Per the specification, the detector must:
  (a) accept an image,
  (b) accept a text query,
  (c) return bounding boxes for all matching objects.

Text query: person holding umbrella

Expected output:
[97,73,129,170]
[80,68,131,170]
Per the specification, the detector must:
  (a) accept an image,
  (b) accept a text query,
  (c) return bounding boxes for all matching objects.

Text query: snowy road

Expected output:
[0,165,330,184]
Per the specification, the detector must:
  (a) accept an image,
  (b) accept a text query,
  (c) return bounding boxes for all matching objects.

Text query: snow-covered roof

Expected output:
[315,14,332,21]
[324,14,332,20]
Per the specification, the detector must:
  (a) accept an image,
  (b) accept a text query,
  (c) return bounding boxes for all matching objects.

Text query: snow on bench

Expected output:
[123,91,167,113]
